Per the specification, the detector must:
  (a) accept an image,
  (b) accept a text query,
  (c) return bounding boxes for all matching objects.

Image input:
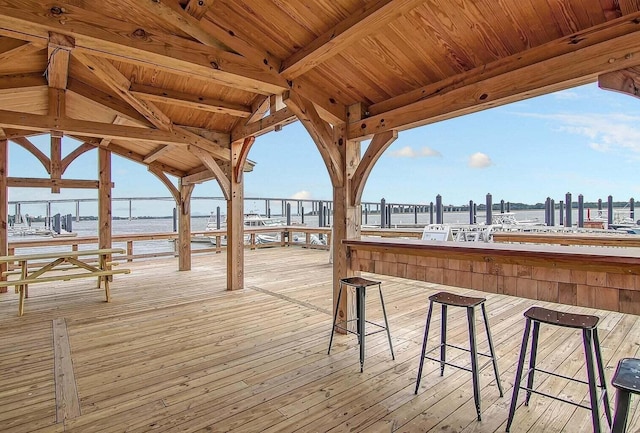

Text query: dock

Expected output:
[1,247,639,432]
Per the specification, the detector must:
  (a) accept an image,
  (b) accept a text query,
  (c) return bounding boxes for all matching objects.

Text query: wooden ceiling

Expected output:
[0,0,639,183]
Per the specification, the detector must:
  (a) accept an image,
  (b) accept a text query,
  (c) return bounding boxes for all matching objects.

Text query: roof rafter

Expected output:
[280,0,425,79]
[0,36,41,62]
[130,83,252,118]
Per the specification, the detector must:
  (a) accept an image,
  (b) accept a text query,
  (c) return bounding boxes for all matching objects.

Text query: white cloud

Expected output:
[468,152,492,168]
[290,190,312,200]
[518,112,640,156]
[390,146,441,158]
[554,90,580,100]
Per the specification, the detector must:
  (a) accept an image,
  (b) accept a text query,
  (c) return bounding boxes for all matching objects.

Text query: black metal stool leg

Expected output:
[357,286,365,373]
[377,284,394,360]
[481,304,503,397]
[415,301,434,394]
[506,318,532,433]
[467,306,481,421]
[525,321,540,406]
[440,304,447,376]
[583,329,602,433]
[593,329,612,427]
[328,283,344,355]
[612,389,632,433]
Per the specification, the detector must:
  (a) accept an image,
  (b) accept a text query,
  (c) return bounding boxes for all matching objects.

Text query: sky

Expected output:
[7,82,640,217]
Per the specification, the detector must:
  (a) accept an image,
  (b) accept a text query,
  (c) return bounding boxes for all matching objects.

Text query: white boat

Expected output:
[206,212,287,245]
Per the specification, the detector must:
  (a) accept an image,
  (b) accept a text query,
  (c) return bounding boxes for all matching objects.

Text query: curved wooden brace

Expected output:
[233,136,255,183]
[148,164,179,204]
[11,137,51,174]
[285,91,344,187]
[189,145,231,200]
[180,183,195,216]
[350,130,398,205]
[61,143,94,174]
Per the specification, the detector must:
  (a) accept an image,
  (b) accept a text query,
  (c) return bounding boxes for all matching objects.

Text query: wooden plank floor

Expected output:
[1,247,640,432]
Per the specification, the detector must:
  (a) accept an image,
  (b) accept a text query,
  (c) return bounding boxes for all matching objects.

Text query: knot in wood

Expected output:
[210,61,220,70]
[50,6,64,16]
[132,28,147,39]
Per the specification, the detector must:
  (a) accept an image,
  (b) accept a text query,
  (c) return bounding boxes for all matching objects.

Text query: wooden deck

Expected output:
[1,247,639,432]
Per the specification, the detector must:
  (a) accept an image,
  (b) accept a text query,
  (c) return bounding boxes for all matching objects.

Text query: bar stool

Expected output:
[414,292,503,421]
[506,307,612,433]
[611,358,640,432]
[327,276,394,372]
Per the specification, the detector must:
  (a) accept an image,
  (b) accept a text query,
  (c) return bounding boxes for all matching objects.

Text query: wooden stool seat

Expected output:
[506,306,611,432]
[611,358,640,432]
[415,291,503,421]
[429,292,485,308]
[328,277,394,372]
[524,306,599,329]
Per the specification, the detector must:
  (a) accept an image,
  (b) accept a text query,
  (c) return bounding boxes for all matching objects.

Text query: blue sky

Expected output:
[7,82,640,217]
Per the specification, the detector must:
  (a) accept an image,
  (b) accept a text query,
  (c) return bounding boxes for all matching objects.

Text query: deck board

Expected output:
[1,247,639,432]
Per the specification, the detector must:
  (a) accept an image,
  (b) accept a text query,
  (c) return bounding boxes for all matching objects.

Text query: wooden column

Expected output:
[97,147,112,250]
[227,140,244,290]
[332,124,361,332]
[178,181,194,271]
[0,139,7,292]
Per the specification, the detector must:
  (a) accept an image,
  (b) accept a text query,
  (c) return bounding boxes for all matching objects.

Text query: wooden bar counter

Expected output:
[344,238,640,314]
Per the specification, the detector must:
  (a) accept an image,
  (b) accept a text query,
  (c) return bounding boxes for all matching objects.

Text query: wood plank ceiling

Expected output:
[0,0,638,182]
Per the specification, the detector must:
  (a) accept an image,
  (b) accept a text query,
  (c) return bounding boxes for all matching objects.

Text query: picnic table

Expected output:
[0,248,130,316]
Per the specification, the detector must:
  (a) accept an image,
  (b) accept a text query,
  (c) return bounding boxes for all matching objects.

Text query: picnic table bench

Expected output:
[0,248,130,316]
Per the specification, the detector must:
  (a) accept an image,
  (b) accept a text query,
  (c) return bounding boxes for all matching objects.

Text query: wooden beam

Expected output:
[598,67,640,98]
[188,145,230,200]
[143,145,173,164]
[181,167,214,185]
[280,0,425,79]
[231,107,297,142]
[285,92,343,186]
[177,181,194,271]
[350,15,640,140]
[0,72,46,90]
[47,32,73,89]
[0,37,40,62]
[184,0,213,20]
[10,136,50,173]
[289,78,346,125]
[0,109,229,158]
[227,139,244,290]
[0,0,286,94]
[50,132,62,193]
[97,147,111,250]
[130,83,252,118]
[0,138,7,292]
[7,177,102,188]
[134,0,227,50]
[60,143,94,174]
[350,130,397,205]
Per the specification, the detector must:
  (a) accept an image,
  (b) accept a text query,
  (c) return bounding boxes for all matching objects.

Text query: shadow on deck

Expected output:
[1,248,639,432]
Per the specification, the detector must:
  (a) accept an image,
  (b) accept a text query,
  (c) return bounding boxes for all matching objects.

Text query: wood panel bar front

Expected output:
[344,238,640,314]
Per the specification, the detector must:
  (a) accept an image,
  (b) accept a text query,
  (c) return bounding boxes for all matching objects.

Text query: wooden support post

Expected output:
[332,123,361,333]
[227,140,244,290]
[0,139,6,292]
[178,181,194,271]
[98,147,112,251]
[50,132,62,193]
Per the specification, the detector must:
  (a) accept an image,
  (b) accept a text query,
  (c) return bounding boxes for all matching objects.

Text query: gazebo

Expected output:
[0,0,639,330]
